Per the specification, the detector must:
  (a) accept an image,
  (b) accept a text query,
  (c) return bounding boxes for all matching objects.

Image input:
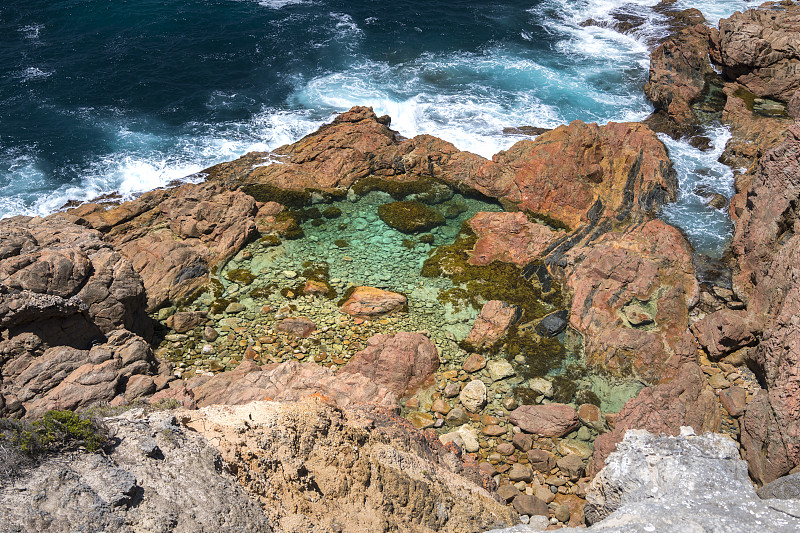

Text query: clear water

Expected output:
[1,0,760,252]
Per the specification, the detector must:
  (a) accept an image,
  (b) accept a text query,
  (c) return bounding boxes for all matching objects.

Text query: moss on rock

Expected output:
[378,201,445,234]
[225,269,256,285]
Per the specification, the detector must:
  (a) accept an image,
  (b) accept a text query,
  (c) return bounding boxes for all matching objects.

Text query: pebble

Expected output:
[283,270,298,279]
[460,380,487,413]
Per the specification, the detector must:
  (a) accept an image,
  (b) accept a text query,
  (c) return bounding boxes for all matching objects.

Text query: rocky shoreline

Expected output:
[2,2,800,531]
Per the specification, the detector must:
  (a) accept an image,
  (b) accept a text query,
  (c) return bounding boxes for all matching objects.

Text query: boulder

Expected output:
[510,404,579,437]
[460,380,487,413]
[275,316,316,338]
[588,363,720,476]
[691,309,759,359]
[64,182,258,311]
[339,286,407,318]
[165,311,205,334]
[580,429,800,531]
[564,220,699,385]
[466,211,562,267]
[465,300,522,350]
[339,332,439,397]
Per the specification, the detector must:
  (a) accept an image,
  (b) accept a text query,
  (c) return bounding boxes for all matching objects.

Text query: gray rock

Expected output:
[0,410,273,532]
[460,379,487,413]
[536,310,568,337]
[759,472,800,500]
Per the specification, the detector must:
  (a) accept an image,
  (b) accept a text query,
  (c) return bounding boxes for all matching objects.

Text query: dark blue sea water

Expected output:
[0,0,761,254]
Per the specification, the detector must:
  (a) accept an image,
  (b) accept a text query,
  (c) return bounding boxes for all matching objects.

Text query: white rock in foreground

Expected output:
[485,428,800,533]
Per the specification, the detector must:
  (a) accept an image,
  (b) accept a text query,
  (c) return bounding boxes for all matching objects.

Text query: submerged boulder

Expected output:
[339,286,407,318]
[377,200,445,233]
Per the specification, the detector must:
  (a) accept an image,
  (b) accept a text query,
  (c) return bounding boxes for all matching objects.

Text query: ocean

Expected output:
[0,0,761,255]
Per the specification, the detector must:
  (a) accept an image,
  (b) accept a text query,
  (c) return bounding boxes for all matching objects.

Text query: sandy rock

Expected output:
[339,286,407,318]
[189,359,398,409]
[460,380,488,413]
[186,398,516,532]
[339,332,439,398]
[510,404,579,437]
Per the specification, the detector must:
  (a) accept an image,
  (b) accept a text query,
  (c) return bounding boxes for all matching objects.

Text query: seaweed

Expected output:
[378,201,445,233]
[225,269,256,285]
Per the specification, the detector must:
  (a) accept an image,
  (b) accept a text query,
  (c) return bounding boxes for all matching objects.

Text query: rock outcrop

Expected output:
[466,212,562,267]
[580,429,800,531]
[588,362,720,476]
[184,397,517,533]
[0,215,150,344]
[204,108,676,232]
[338,332,439,398]
[0,410,273,532]
[64,182,258,311]
[0,216,163,418]
[695,124,800,483]
[563,220,699,385]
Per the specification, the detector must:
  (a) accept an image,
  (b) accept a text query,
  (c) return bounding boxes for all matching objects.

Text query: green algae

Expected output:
[225,269,256,285]
[311,219,325,227]
[334,239,349,248]
[249,285,276,299]
[302,261,330,281]
[402,239,416,249]
[422,225,567,377]
[378,201,446,234]
[259,235,282,246]
[323,206,342,219]
[241,183,311,208]
[209,297,232,314]
[418,234,435,244]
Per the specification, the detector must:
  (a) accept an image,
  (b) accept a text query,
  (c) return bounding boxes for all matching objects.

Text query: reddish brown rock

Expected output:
[339,286,407,318]
[564,220,700,384]
[3,329,161,418]
[0,215,150,344]
[719,4,800,103]
[474,121,676,229]
[462,353,486,373]
[275,317,316,338]
[339,332,439,398]
[204,109,677,232]
[720,385,747,417]
[741,390,794,485]
[527,449,556,473]
[206,107,398,192]
[166,311,206,334]
[588,362,720,476]
[644,22,718,135]
[465,300,521,350]
[510,404,579,437]
[692,309,759,359]
[466,211,562,267]
[189,359,398,409]
[65,182,258,311]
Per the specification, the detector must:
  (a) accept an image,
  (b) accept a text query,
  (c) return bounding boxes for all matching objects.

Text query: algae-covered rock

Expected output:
[377,201,445,234]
